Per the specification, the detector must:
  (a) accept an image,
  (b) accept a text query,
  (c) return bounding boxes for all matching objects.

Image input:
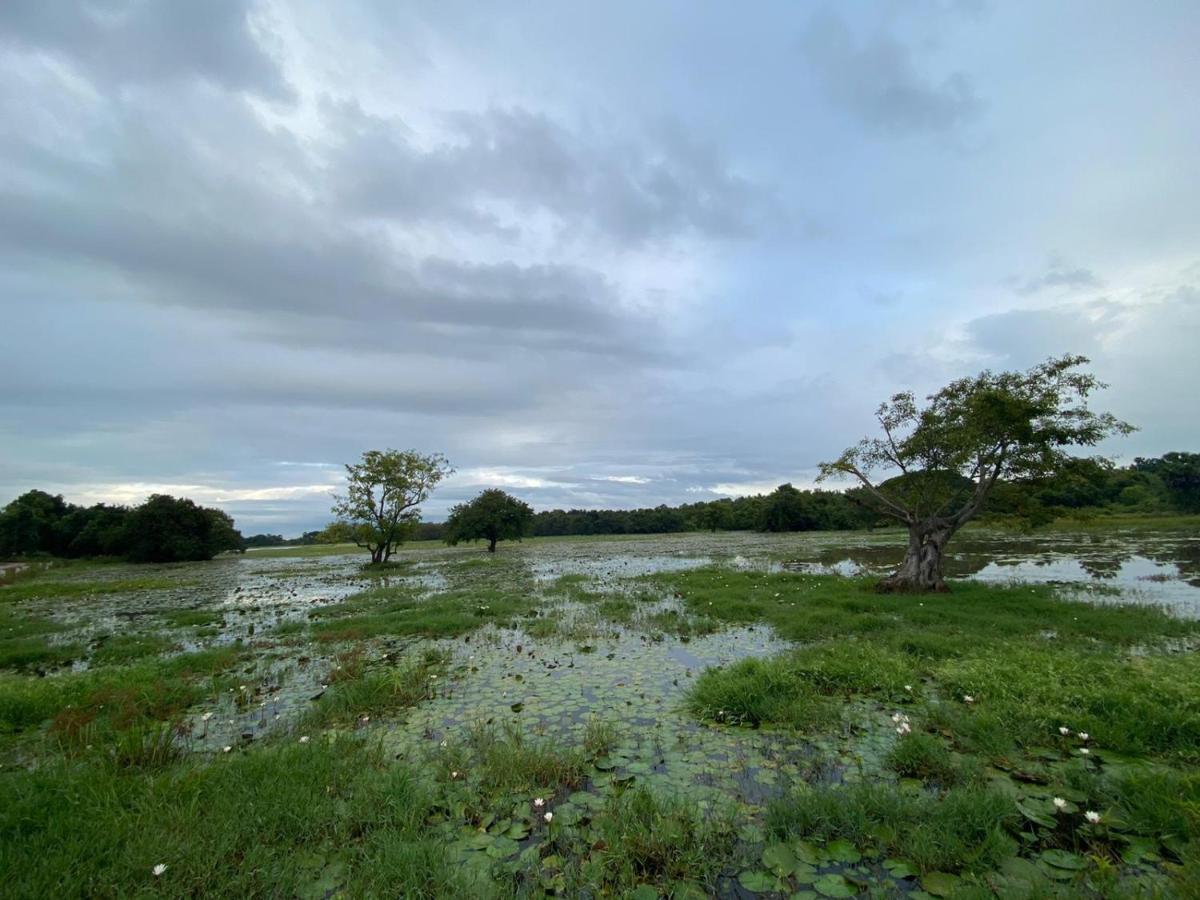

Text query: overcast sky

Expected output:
[1,1,1198,534]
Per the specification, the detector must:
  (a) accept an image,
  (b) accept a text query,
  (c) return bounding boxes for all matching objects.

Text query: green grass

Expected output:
[767,781,1017,875]
[0,576,191,603]
[0,736,477,899]
[558,786,737,896]
[302,649,447,729]
[89,632,178,666]
[658,568,1199,647]
[309,585,539,641]
[0,636,81,671]
[0,647,244,739]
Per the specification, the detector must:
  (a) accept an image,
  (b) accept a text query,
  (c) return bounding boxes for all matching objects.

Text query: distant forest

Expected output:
[258,452,1199,546]
[3,452,1197,560]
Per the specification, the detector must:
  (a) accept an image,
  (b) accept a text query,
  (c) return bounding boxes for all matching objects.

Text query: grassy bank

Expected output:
[2,532,1199,896]
[661,569,1200,895]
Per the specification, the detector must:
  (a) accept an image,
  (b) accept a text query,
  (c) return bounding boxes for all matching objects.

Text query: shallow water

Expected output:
[7,527,1195,894]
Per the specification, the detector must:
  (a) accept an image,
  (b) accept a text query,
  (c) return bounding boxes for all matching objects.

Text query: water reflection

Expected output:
[779,529,1200,617]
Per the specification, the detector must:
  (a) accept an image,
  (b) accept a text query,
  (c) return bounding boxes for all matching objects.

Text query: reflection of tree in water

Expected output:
[1077,553,1129,580]
[784,532,1200,595]
[1138,537,1200,588]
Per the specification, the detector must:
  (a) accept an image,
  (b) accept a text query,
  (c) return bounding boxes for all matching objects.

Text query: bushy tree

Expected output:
[1134,452,1200,512]
[121,494,243,563]
[444,489,533,552]
[332,449,452,563]
[0,491,70,557]
[820,355,1133,592]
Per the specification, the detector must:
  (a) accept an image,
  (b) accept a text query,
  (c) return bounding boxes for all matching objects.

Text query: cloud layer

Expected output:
[1,1,1198,532]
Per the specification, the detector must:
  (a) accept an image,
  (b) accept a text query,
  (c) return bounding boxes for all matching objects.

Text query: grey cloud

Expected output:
[329,103,771,244]
[0,0,291,99]
[800,12,981,134]
[1015,262,1102,295]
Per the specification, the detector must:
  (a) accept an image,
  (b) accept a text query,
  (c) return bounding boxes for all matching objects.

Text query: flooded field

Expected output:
[3,526,1199,897]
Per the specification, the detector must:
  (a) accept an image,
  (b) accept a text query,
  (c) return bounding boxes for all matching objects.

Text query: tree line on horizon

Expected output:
[3,451,1197,564]
[0,492,242,563]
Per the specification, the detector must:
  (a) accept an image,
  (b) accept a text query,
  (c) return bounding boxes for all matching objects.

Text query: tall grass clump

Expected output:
[767,782,1016,874]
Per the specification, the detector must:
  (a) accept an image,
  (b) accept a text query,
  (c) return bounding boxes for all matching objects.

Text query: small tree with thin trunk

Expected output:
[332,449,452,564]
[818,355,1133,593]
[444,489,533,553]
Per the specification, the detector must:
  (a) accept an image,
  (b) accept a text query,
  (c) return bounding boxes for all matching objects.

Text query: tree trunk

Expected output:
[876,525,952,593]
[487,537,497,553]
[370,544,385,564]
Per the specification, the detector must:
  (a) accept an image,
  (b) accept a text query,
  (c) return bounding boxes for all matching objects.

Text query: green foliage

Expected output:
[303,651,445,728]
[567,787,737,894]
[0,738,471,899]
[0,490,241,563]
[820,355,1134,590]
[331,448,452,564]
[767,782,1017,874]
[1135,451,1200,512]
[886,732,970,785]
[444,488,534,552]
[309,583,535,641]
[688,656,838,729]
[119,494,242,562]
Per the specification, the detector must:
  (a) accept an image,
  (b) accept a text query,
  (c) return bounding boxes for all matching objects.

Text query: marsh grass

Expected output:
[0,575,191,603]
[0,737,472,899]
[456,720,589,799]
[886,732,974,786]
[658,569,1199,647]
[560,786,738,895]
[1,647,244,739]
[310,585,537,641]
[768,782,1017,874]
[302,648,447,728]
[90,632,178,666]
[161,607,225,628]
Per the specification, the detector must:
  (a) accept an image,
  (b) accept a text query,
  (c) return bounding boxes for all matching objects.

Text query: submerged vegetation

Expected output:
[1,527,1199,896]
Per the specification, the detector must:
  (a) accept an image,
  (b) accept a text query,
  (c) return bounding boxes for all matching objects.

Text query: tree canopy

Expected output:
[0,491,242,562]
[444,489,533,552]
[331,449,452,563]
[820,355,1134,592]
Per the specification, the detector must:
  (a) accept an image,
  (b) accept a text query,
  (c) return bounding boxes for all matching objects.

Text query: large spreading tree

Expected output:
[332,449,452,563]
[444,489,533,552]
[819,355,1133,593]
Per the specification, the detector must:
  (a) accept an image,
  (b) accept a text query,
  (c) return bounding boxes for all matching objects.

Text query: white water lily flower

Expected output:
[534,797,545,808]
[904,685,913,692]
[1053,797,1067,810]
[1080,747,1090,755]
[299,736,310,744]
[152,863,167,876]
[963,695,975,704]
[1058,726,1070,735]
[201,712,214,722]
[1085,810,1101,823]
[222,746,232,753]
[1078,732,1089,741]
[544,812,553,823]
[451,770,459,779]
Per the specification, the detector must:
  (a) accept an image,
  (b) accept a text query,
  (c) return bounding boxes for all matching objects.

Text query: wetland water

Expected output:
[6,526,1198,895]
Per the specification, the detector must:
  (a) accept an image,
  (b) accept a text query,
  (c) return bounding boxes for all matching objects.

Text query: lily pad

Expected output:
[738,870,783,892]
[813,873,856,897]
[826,839,861,864]
[762,843,798,877]
[920,871,960,897]
[1039,849,1088,870]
